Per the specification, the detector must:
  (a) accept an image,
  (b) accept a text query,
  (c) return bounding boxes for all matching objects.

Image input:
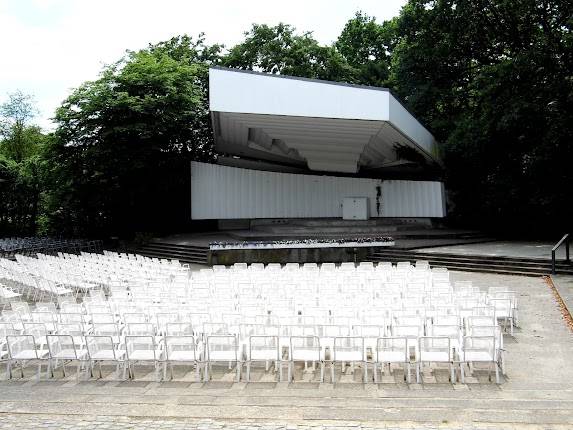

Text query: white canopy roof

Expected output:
[209,67,440,174]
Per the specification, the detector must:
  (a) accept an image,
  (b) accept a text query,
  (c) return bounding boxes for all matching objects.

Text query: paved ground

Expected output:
[1,272,572,429]
[416,241,567,260]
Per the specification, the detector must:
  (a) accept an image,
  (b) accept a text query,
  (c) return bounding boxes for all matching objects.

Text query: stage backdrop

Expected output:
[191,162,445,220]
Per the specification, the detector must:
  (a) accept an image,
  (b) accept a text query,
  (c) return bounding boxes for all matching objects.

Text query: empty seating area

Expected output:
[0,237,103,259]
[0,252,519,384]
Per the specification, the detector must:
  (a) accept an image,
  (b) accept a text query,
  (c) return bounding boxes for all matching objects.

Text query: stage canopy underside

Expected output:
[209,67,441,175]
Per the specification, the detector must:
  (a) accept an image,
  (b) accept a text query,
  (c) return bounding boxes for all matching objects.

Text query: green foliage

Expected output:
[0,92,47,235]
[223,23,358,82]
[336,11,398,86]
[48,35,221,237]
[387,0,573,234]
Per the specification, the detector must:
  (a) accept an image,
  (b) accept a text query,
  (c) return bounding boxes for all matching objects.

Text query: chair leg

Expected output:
[204,363,209,382]
[405,363,411,383]
[195,362,200,382]
[363,361,368,383]
[373,363,378,383]
[416,363,420,383]
[460,363,465,383]
[236,361,241,382]
[246,362,250,382]
[450,363,455,383]
[320,361,324,383]
[494,361,500,384]
[330,362,335,383]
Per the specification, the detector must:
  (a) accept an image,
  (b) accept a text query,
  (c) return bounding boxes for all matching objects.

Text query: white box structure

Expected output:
[342,198,369,220]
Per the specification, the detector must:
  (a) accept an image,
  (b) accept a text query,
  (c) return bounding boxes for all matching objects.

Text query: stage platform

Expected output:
[131,225,573,276]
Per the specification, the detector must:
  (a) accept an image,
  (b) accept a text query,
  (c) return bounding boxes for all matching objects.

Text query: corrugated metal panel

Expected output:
[381,180,445,218]
[191,162,445,219]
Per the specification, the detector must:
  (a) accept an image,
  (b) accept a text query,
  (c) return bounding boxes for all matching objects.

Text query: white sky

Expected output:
[0,0,406,130]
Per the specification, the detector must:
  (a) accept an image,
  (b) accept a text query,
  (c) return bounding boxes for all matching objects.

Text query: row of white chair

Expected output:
[2,332,501,383]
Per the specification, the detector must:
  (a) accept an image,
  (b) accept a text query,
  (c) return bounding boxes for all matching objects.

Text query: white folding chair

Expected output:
[46,334,88,379]
[375,337,410,383]
[418,336,455,383]
[460,335,500,384]
[6,334,48,380]
[85,335,126,379]
[205,334,240,382]
[289,335,324,382]
[331,336,366,383]
[245,335,281,381]
[125,335,162,380]
[163,335,201,381]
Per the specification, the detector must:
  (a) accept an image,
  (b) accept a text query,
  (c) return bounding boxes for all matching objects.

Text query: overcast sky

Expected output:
[0,0,406,129]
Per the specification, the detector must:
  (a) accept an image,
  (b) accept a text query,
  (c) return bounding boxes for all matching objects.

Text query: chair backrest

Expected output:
[333,336,364,361]
[166,322,194,336]
[206,334,238,360]
[462,335,496,360]
[6,334,40,358]
[123,313,147,324]
[376,337,408,362]
[289,335,321,361]
[125,323,155,336]
[85,335,118,358]
[47,334,82,358]
[165,335,197,361]
[125,335,158,358]
[248,335,279,360]
[0,322,16,338]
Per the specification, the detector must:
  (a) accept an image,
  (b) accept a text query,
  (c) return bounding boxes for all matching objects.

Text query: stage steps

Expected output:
[366,248,573,276]
[132,241,210,265]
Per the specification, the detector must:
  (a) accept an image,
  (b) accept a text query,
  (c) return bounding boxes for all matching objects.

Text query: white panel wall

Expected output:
[210,67,390,121]
[381,180,445,218]
[191,162,445,219]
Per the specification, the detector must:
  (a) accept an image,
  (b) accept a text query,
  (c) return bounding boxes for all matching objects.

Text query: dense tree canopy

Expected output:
[43,35,221,237]
[388,0,573,233]
[1,1,571,238]
[223,23,358,82]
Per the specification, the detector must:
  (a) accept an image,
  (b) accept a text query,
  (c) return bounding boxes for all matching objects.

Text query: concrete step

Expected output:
[370,249,569,266]
[367,250,573,276]
[132,241,210,265]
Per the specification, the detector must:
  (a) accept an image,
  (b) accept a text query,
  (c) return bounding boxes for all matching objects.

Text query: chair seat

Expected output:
[51,349,87,360]
[249,349,278,361]
[209,351,237,361]
[333,351,363,362]
[291,350,321,361]
[420,351,450,362]
[377,351,407,363]
[129,350,159,361]
[90,350,125,360]
[168,351,197,361]
[463,351,494,362]
[12,349,48,360]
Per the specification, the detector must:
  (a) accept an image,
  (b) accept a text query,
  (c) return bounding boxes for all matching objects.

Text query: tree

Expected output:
[0,92,48,235]
[387,0,573,234]
[0,91,40,162]
[49,35,222,237]
[223,23,358,82]
[336,12,397,87]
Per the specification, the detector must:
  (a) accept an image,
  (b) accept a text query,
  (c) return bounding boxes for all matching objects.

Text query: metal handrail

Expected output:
[552,234,570,274]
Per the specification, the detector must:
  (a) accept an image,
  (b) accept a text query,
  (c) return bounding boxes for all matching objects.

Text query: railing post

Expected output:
[552,249,556,274]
